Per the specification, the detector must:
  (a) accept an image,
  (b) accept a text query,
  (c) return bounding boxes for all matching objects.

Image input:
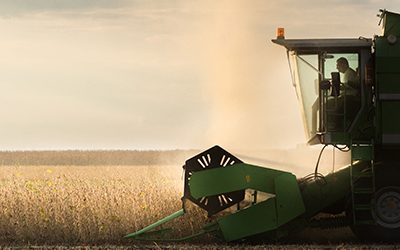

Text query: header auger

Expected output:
[126,9,400,242]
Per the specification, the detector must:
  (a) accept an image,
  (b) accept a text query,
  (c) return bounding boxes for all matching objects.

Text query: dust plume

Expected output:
[192,1,303,151]
[186,1,351,175]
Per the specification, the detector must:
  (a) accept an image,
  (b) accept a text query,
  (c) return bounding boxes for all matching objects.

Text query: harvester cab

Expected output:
[126,9,400,243]
[272,37,373,145]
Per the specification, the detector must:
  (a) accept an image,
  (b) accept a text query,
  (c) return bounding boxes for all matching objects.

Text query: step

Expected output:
[357,171,373,177]
[354,204,372,210]
[352,172,373,180]
[354,220,375,225]
[325,112,345,116]
[353,188,374,194]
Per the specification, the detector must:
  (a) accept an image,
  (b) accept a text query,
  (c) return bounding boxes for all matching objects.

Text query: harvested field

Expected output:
[1,244,399,250]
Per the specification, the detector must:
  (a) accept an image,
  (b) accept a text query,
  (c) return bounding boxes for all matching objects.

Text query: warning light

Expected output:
[277,27,285,39]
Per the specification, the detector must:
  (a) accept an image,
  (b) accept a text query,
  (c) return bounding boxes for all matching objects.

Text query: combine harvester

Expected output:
[126,9,400,242]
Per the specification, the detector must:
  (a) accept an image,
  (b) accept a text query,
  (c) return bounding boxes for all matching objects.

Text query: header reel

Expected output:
[183,145,245,216]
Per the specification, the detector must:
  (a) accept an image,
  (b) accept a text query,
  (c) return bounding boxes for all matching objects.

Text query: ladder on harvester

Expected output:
[350,140,376,225]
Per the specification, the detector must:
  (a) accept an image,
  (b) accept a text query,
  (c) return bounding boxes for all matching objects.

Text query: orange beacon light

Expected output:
[277,27,285,39]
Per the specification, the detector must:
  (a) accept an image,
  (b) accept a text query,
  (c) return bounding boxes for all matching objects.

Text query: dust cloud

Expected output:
[185,1,350,176]
[197,1,295,150]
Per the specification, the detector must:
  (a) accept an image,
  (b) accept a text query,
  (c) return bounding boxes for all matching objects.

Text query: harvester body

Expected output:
[127,10,400,242]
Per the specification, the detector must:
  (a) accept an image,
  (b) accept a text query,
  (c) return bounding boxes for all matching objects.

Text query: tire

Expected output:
[350,164,400,242]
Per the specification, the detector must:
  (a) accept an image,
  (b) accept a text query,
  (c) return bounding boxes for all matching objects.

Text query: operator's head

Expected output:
[336,57,349,73]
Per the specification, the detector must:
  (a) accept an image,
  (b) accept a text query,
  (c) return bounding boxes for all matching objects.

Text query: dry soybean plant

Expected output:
[0,165,208,245]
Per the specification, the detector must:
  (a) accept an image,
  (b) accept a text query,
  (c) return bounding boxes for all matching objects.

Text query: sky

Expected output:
[0,0,397,150]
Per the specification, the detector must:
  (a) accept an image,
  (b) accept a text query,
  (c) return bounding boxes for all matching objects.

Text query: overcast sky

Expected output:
[0,0,397,150]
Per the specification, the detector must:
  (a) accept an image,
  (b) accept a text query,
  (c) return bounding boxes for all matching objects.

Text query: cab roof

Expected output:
[272,38,373,51]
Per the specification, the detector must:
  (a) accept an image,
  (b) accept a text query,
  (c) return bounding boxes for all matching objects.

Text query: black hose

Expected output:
[314,144,328,177]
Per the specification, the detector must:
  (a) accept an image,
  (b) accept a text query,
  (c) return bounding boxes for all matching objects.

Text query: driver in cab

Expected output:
[324,57,360,131]
[336,57,359,96]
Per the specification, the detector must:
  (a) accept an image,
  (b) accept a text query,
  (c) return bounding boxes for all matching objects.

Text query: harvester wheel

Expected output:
[351,165,400,242]
[373,187,400,229]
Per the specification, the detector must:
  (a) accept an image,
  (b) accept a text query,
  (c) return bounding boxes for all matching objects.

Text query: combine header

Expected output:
[126,9,400,242]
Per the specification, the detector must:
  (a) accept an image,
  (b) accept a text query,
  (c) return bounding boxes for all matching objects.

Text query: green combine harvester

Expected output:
[126,9,400,242]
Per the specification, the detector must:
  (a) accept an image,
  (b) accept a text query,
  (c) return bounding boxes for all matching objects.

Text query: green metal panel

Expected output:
[377,74,400,93]
[382,11,400,36]
[189,164,287,198]
[274,174,305,225]
[381,102,400,134]
[375,32,400,144]
[189,163,305,242]
[376,57,400,73]
[375,37,400,59]
[218,199,277,242]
